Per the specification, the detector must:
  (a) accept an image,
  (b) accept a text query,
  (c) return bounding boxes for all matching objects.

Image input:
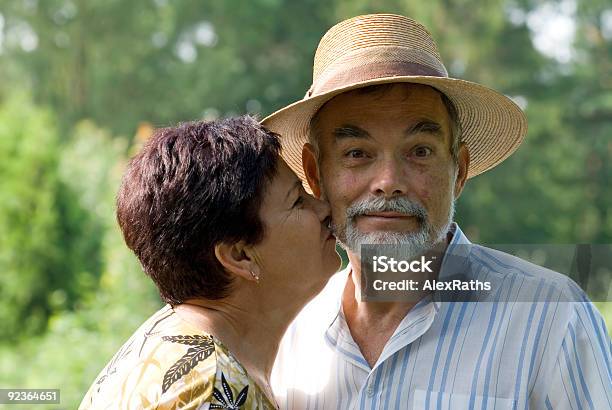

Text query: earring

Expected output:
[250,270,260,283]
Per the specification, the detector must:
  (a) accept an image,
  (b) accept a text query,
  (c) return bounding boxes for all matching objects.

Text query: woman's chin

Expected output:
[317,255,342,287]
[277,255,340,302]
[329,253,342,274]
[300,269,335,295]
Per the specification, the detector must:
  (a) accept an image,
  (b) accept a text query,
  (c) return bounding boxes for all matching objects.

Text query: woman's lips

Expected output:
[322,227,335,241]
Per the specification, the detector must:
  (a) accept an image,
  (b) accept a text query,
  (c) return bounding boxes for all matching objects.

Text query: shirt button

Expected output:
[366,385,374,396]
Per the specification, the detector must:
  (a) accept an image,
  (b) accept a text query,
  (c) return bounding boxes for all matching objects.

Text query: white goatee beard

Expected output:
[332,193,455,260]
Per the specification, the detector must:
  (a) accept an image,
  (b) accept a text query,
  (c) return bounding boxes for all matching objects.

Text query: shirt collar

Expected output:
[323,223,472,350]
[438,222,472,280]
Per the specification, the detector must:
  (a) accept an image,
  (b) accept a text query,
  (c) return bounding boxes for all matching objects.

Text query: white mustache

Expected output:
[345,196,428,221]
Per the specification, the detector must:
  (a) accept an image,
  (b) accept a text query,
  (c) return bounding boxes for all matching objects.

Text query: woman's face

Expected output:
[252,159,341,297]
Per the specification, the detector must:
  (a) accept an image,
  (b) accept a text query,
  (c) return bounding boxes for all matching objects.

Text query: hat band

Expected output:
[311,60,446,96]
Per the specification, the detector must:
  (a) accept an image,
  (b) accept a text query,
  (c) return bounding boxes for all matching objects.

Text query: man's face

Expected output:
[305,83,468,256]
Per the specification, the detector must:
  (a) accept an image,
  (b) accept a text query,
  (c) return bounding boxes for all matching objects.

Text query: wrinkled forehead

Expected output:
[311,83,451,145]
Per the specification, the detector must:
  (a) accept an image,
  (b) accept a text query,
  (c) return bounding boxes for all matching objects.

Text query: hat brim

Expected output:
[262,75,527,192]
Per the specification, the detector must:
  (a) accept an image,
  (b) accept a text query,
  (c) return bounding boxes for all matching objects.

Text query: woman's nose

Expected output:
[310,195,331,222]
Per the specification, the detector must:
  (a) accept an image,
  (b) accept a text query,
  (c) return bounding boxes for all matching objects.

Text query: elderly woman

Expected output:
[80,116,340,409]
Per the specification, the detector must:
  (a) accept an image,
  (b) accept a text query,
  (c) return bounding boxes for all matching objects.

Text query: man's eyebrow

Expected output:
[333,125,372,140]
[332,122,443,141]
[405,120,443,138]
[285,179,302,203]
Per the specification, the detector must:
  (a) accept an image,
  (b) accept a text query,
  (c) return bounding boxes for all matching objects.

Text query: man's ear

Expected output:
[214,242,259,282]
[303,143,322,198]
[453,143,470,199]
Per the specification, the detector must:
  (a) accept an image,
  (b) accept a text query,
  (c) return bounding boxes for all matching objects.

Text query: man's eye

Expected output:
[345,149,366,158]
[413,146,432,157]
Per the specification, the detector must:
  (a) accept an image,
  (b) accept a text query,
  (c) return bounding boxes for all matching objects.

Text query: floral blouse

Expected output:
[79,305,277,409]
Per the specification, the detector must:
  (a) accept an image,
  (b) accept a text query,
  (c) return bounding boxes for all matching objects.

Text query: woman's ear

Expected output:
[214,242,259,282]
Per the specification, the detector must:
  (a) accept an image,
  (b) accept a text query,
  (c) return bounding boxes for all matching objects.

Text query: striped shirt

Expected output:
[271,224,612,409]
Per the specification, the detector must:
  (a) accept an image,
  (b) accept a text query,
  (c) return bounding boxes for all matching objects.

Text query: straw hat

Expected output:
[262,14,527,186]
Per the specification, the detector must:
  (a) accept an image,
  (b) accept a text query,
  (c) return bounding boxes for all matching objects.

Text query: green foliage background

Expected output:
[0,0,610,408]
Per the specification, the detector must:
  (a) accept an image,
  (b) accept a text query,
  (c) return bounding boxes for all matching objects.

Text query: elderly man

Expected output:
[264,14,611,410]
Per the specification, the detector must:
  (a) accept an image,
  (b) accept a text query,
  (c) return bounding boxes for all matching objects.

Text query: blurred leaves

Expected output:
[0,97,160,407]
[0,93,102,342]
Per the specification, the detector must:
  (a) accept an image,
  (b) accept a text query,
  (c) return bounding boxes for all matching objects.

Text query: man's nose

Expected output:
[370,157,407,197]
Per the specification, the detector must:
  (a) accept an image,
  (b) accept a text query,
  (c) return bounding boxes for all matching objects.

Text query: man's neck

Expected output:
[341,273,416,368]
[341,239,449,367]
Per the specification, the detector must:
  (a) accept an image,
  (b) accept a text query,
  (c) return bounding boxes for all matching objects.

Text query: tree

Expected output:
[0,93,103,342]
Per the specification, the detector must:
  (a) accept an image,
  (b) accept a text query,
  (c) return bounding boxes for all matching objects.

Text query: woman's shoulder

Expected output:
[79,305,216,408]
[208,338,278,409]
[79,306,275,409]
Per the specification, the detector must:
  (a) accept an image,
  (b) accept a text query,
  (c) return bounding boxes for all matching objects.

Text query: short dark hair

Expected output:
[309,83,461,163]
[116,116,281,305]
